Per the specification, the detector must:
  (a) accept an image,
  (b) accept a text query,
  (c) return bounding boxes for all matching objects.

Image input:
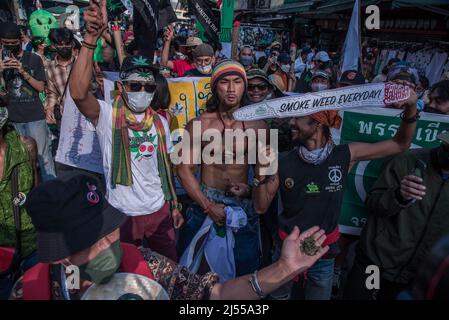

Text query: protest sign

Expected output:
[55,90,104,174]
[233,83,411,121]
[167,76,211,138]
[337,107,449,235]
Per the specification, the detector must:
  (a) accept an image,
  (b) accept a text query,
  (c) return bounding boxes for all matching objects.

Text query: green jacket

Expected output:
[358,148,449,284]
[0,130,35,257]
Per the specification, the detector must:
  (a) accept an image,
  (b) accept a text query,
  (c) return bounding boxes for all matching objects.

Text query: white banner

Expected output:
[55,89,104,174]
[233,83,411,121]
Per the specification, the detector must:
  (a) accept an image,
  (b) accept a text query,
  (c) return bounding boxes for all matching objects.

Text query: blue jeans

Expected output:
[13,120,56,182]
[304,258,335,300]
[177,184,260,276]
[271,239,334,300]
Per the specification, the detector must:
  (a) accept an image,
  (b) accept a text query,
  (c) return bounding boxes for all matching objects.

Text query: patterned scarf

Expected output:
[111,95,176,202]
[298,139,335,165]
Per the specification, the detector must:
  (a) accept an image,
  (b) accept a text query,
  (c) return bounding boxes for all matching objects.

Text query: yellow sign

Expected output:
[167,77,212,133]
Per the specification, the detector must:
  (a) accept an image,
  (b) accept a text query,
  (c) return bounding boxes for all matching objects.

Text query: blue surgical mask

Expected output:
[240,55,254,67]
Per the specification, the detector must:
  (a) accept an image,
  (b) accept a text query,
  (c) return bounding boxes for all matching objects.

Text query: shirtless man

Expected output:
[177,60,272,276]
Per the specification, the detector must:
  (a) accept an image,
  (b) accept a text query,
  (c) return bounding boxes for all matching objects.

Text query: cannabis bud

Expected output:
[300,235,320,256]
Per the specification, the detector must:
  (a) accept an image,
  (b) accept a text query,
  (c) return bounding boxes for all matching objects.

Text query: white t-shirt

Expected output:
[96,100,173,216]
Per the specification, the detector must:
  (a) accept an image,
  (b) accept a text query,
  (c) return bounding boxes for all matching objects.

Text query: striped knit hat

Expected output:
[211,59,247,90]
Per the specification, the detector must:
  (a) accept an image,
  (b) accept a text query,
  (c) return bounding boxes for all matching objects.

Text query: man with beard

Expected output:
[252,84,418,299]
[69,0,183,261]
[176,60,272,276]
[344,132,449,300]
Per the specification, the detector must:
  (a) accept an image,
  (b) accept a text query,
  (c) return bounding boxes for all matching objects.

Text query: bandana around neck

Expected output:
[297,139,335,165]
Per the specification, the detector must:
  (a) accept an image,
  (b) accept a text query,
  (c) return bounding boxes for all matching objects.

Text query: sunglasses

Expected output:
[126,82,156,93]
[248,83,269,91]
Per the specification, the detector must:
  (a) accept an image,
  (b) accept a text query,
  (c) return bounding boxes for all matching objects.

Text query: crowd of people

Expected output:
[1,0,449,301]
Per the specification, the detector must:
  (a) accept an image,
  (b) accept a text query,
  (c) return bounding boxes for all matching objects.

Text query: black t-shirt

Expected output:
[278,144,351,235]
[3,51,46,122]
[183,68,210,77]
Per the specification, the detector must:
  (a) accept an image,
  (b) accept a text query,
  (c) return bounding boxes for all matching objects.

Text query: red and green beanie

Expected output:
[211,59,247,90]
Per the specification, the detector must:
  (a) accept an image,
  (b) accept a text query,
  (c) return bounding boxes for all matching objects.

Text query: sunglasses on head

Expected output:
[248,83,269,91]
[126,82,156,93]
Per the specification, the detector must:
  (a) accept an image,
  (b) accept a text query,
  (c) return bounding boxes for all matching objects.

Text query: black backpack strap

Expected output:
[11,165,22,258]
[59,62,74,107]
[0,166,23,277]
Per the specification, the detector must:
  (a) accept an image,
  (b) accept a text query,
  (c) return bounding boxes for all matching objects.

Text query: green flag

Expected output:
[337,107,449,235]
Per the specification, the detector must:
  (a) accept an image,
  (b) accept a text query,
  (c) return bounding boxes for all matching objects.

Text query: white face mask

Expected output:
[126,91,154,113]
[197,64,212,74]
[175,52,186,60]
[311,83,329,92]
[281,64,291,73]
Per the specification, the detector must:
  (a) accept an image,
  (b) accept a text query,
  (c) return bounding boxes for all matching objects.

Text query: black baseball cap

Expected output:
[25,173,127,263]
[339,70,365,86]
[0,22,20,39]
[119,55,158,83]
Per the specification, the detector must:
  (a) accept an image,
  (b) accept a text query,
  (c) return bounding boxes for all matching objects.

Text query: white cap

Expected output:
[313,51,331,62]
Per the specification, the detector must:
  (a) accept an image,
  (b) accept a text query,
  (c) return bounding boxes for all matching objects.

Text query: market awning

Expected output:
[45,6,86,15]
[277,1,315,15]
[392,0,449,7]
[316,0,381,13]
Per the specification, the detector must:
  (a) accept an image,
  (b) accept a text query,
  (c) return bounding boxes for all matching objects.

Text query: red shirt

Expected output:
[172,60,195,77]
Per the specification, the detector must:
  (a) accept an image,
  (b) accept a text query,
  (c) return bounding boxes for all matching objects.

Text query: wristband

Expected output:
[249,271,266,299]
[400,111,420,123]
[82,41,97,50]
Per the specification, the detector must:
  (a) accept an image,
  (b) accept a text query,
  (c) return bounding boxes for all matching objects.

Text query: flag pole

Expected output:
[358,0,364,79]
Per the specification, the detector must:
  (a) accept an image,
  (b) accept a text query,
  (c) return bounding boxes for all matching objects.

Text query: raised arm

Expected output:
[161,26,175,70]
[252,124,279,214]
[349,84,418,163]
[69,0,107,125]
